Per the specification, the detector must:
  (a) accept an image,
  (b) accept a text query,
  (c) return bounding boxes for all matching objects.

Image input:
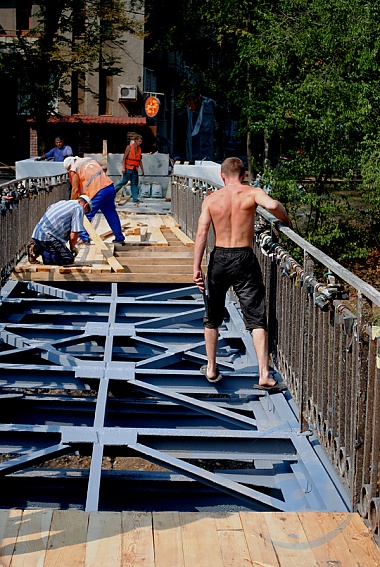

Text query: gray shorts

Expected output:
[203,247,267,332]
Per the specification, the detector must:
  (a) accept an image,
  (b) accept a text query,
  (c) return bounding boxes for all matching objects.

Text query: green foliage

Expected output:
[149,0,380,266]
[0,1,144,122]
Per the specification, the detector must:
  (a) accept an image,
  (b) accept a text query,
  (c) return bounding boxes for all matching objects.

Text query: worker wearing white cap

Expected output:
[64,156,125,244]
[28,196,92,265]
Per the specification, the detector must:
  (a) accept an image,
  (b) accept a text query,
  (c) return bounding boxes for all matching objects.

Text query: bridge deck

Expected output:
[12,213,197,283]
[1,209,379,561]
[1,509,379,566]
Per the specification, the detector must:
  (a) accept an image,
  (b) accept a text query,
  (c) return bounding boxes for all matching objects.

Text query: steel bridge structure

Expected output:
[4,169,380,528]
[0,278,349,514]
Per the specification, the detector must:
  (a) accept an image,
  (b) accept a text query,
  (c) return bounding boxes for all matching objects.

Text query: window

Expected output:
[16,0,33,32]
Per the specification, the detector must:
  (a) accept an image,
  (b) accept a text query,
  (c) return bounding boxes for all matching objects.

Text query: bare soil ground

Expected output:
[351,248,380,291]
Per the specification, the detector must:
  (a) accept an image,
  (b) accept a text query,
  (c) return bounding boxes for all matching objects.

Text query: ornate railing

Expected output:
[172,173,380,532]
[0,175,69,285]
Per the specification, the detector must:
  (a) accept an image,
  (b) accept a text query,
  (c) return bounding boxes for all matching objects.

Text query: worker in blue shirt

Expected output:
[28,196,92,265]
[35,136,73,162]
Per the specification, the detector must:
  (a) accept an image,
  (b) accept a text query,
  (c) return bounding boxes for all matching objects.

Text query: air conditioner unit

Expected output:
[119,85,138,101]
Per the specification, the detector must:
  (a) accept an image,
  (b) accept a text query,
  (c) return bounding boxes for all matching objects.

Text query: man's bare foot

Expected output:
[258,376,278,388]
[258,371,278,388]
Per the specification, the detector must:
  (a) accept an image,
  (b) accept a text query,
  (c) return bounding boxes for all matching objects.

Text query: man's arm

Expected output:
[254,188,290,226]
[121,145,130,174]
[35,148,52,161]
[193,200,212,292]
[69,232,79,251]
[69,171,81,200]
[64,146,73,157]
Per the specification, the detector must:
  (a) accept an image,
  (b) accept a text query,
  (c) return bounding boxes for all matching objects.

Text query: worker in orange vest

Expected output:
[115,134,145,204]
[64,156,125,244]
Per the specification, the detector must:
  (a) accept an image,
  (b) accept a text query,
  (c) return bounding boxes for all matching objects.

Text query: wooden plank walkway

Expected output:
[12,214,201,283]
[0,510,379,566]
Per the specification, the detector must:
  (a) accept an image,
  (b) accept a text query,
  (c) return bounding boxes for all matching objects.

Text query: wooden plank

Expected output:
[162,214,180,228]
[0,509,22,567]
[122,256,194,265]
[119,245,188,253]
[11,509,53,567]
[145,216,163,228]
[76,244,100,264]
[218,529,252,566]
[297,512,360,567]
[102,140,107,167]
[83,217,124,273]
[140,226,148,241]
[170,227,195,246]
[262,512,318,567]
[122,265,192,274]
[2,510,380,566]
[44,510,88,567]
[211,512,243,531]
[336,512,380,566]
[147,226,168,246]
[35,265,54,272]
[122,512,154,567]
[99,220,131,239]
[85,512,121,567]
[208,512,252,566]
[12,272,195,283]
[153,512,184,567]
[240,511,280,566]
[179,512,224,567]
[59,268,90,274]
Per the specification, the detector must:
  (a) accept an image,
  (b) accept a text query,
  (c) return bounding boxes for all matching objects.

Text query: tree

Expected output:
[0,1,144,133]
[148,0,380,263]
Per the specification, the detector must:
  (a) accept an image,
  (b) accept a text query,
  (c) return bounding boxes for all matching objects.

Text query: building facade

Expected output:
[0,1,163,162]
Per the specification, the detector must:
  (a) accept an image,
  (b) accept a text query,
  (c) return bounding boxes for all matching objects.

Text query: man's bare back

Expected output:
[194,179,289,289]
[205,182,263,248]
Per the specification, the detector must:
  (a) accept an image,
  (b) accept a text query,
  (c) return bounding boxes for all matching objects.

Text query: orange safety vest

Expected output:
[125,144,142,170]
[71,157,113,200]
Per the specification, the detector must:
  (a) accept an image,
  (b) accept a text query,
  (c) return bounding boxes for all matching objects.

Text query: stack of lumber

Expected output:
[12,214,201,283]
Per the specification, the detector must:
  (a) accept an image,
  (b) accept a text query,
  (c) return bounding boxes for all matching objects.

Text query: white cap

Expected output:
[78,194,92,212]
[63,156,77,170]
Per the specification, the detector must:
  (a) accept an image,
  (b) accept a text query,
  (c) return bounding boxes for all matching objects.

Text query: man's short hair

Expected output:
[133,134,143,141]
[221,157,246,179]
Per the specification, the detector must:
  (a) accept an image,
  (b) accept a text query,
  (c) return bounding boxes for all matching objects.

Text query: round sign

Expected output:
[145,96,160,117]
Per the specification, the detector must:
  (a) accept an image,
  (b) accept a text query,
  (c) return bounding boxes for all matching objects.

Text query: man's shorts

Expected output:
[203,246,267,332]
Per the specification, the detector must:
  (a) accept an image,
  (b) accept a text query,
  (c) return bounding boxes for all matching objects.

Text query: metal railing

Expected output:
[0,175,69,285]
[172,173,380,532]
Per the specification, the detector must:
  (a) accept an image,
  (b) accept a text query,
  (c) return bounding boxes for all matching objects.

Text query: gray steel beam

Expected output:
[0,280,351,512]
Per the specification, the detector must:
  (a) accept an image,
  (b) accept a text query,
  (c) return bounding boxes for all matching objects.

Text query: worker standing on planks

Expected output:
[114,134,145,205]
[63,156,125,245]
[193,157,290,391]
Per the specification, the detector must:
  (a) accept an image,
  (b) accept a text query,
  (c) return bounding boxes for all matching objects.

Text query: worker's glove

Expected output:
[70,246,78,257]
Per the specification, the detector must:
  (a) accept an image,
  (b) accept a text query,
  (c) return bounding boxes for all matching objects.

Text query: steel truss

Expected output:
[0,280,350,512]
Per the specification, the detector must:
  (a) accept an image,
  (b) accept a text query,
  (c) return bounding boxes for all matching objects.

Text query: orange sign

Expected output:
[145,96,160,117]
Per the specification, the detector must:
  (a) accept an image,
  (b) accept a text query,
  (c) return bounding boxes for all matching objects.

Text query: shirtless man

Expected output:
[193,157,290,389]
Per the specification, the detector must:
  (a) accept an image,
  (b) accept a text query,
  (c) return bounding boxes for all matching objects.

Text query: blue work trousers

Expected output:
[114,168,139,202]
[78,184,125,243]
[33,238,75,266]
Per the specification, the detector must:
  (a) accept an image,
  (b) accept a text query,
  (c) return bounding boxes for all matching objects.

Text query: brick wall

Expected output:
[29,127,38,158]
